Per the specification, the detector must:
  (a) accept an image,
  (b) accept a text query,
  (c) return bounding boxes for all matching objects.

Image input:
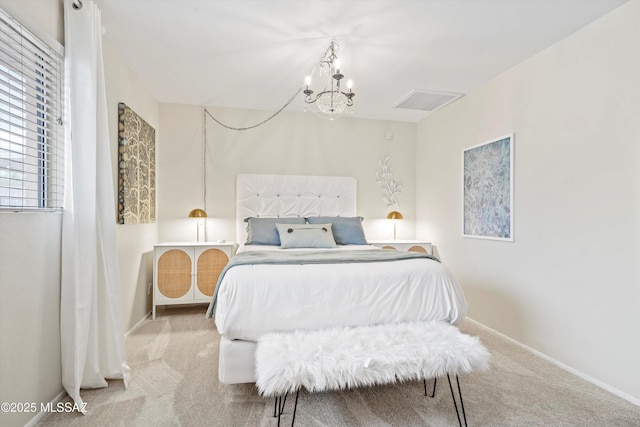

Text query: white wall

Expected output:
[102,39,159,330]
[416,1,640,403]
[0,2,65,427]
[158,105,417,244]
[0,213,63,427]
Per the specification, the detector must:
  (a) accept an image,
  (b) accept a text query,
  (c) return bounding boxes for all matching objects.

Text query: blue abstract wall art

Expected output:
[463,134,513,241]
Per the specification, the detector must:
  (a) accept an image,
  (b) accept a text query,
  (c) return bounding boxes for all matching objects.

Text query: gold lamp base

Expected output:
[386,211,403,240]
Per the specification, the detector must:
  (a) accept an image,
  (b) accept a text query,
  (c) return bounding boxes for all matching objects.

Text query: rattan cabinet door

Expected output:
[156,248,193,300]
[195,248,229,300]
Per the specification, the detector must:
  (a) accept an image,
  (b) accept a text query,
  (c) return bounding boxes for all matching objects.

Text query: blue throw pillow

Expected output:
[245,217,306,245]
[306,216,367,245]
[276,223,337,249]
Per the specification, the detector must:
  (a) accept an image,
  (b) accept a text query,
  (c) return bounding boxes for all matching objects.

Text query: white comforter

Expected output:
[214,245,467,342]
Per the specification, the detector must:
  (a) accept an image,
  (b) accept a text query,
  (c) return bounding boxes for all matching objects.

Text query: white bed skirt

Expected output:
[219,337,257,384]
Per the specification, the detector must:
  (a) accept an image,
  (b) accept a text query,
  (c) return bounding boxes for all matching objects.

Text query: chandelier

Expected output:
[303,41,355,120]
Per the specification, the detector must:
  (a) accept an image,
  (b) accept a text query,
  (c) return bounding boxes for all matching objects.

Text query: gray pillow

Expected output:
[245,217,306,245]
[306,216,367,245]
[276,223,337,249]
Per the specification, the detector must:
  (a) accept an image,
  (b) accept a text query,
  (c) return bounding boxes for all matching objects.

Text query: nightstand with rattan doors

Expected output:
[368,240,433,255]
[153,242,236,319]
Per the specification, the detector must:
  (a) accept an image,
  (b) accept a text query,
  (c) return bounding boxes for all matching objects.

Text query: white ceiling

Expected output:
[95,0,626,123]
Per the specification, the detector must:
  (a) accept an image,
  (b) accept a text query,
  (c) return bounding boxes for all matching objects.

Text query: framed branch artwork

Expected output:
[463,134,513,241]
[117,103,156,224]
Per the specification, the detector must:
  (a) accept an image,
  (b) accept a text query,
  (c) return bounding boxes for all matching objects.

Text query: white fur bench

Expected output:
[255,320,490,426]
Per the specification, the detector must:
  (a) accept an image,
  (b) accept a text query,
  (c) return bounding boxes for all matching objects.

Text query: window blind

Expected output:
[0,9,64,210]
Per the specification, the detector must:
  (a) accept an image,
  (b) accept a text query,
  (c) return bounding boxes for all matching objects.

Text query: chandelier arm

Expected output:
[204,87,302,131]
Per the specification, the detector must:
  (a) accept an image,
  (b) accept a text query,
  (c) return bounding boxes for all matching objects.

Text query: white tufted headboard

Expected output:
[236,174,357,244]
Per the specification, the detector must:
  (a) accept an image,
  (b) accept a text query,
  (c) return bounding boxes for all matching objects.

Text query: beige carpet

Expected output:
[37,306,640,426]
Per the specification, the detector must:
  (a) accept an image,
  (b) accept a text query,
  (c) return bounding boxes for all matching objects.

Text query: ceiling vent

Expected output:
[395,90,463,112]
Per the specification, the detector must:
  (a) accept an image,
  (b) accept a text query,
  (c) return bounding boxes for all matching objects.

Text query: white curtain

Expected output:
[61,0,130,408]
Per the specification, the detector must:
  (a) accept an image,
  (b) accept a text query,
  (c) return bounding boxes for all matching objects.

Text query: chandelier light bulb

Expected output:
[347,79,353,90]
[334,59,342,73]
[305,75,311,86]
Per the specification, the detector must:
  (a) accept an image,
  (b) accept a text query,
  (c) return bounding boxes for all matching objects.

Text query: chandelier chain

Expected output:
[204,87,302,131]
[202,108,207,239]
[318,41,338,67]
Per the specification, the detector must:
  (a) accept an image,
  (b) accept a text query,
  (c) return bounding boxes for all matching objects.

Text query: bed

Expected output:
[207,174,467,384]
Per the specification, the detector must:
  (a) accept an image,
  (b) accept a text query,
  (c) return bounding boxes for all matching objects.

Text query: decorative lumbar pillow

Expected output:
[245,217,306,245]
[276,223,337,249]
[306,216,367,245]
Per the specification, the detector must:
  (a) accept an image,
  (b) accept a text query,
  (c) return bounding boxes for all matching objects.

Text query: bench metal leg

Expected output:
[424,378,437,397]
[274,394,288,418]
[447,374,468,427]
[291,390,299,426]
[274,390,300,427]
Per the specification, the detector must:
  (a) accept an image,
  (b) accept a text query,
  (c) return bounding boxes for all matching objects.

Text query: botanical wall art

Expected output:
[118,103,156,224]
[375,156,402,211]
[463,134,513,241]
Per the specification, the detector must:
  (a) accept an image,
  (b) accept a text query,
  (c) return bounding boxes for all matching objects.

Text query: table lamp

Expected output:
[188,208,207,242]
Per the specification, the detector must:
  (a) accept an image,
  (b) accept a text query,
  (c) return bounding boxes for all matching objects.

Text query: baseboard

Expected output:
[466,317,640,407]
[124,310,151,338]
[24,390,67,427]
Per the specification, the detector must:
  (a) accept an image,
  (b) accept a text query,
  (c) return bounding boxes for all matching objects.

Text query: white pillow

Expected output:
[276,223,337,249]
